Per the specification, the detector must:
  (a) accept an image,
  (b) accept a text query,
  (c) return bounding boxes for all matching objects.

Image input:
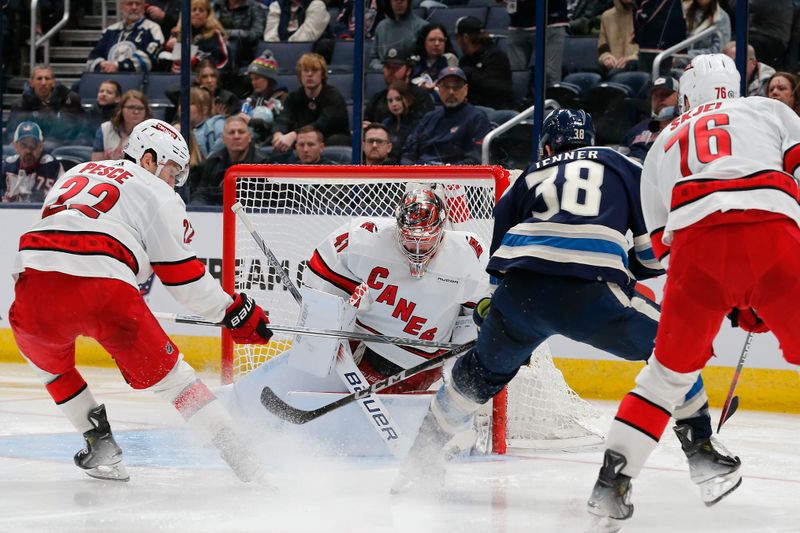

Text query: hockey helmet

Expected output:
[679,53,740,113]
[124,119,190,187]
[395,187,447,279]
[538,108,595,159]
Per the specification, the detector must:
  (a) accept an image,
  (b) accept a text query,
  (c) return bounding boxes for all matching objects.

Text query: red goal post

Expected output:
[220,164,601,454]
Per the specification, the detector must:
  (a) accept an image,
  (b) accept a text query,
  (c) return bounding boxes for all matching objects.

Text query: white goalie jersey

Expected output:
[304,217,490,369]
[13,159,232,321]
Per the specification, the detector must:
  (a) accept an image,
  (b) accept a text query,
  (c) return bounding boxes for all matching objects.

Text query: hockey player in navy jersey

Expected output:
[392,108,738,496]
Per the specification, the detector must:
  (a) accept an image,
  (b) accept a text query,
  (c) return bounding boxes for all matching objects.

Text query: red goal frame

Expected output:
[221,164,512,453]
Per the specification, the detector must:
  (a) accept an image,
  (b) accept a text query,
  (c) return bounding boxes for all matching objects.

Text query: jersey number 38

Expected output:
[525,160,605,220]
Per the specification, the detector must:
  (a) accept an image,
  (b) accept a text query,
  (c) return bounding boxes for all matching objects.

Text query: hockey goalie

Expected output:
[226,186,490,454]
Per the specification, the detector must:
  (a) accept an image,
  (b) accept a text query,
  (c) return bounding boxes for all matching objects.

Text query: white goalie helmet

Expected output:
[124,119,190,186]
[395,187,447,279]
[679,53,741,113]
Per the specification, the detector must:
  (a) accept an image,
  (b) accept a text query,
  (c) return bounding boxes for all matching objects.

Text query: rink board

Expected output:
[1,207,799,413]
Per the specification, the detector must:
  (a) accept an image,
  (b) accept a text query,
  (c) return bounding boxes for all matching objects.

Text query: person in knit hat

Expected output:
[239,51,288,145]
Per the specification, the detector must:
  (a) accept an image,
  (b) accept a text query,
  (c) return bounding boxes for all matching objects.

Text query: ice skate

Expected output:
[211,426,266,484]
[391,410,451,496]
[74,404,130,482]
[586,450,633,532]
[674,424,742,506]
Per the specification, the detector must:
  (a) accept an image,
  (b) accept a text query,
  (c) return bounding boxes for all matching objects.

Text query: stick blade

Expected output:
[260,386,314,425]
[717,395,740,433]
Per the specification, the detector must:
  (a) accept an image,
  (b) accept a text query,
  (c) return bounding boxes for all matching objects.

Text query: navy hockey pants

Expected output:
[452,270,661,403]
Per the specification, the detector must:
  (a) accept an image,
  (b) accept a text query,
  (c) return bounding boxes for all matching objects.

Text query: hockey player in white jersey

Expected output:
[587,54,800,530]
[229,187,489,422]
[8,119,273,483]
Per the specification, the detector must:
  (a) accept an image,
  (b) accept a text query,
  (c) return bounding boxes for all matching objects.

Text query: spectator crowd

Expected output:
[3,0,800,206]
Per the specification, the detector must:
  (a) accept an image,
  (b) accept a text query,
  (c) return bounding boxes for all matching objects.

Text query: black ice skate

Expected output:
[586,450,633,533]
[74,404,130,482]
[674,423,742,506]
[391,410,451,496]
[211,426,266,483]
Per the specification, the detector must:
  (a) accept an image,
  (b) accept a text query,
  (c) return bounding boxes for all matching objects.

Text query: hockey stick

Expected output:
[153,312,463,351]
[717,332,753,432]
[260,340,476,424]
[232,201,303,305]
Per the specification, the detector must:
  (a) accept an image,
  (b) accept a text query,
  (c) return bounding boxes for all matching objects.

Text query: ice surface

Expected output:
[1,363,798,533]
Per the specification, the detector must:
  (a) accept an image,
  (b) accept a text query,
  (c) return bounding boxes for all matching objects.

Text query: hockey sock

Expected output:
[430,380,482,435]
[45,368,100,434]
[675,401,712,441]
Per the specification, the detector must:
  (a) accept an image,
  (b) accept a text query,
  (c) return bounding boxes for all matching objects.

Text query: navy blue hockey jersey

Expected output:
[487,147,663,287]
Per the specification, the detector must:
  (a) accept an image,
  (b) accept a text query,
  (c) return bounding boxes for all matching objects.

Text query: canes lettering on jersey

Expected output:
[305,217,489,369]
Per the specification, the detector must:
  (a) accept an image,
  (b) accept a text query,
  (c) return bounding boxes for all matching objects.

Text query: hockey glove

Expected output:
[224,292,273,344]
[473,297,492,329]
[727,307,770,334]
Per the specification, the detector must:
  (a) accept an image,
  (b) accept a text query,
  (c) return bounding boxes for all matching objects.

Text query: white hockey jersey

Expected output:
[641,96,800,263]
[304,218,489,369]
[13,159,232,321]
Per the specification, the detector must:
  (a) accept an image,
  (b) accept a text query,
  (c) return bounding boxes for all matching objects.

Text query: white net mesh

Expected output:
[225,167,603,450]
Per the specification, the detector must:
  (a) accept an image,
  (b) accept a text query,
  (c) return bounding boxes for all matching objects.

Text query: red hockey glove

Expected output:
[727,308,770,334]
[223,292,273,344]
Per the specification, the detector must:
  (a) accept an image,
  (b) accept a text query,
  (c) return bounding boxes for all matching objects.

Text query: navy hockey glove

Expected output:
[727,307,769,334]
[224,292,273,344]
[473,297,492,329]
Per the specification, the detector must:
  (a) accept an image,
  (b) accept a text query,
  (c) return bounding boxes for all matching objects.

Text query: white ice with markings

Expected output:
[1,363,797,533]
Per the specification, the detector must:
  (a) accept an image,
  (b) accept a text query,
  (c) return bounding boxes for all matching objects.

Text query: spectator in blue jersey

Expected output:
[400,67,491,166]
[2,121,64,203]
[394,109,737,501]
[619,76,678,162]
[87,0,165,73]
[455,16,513,110]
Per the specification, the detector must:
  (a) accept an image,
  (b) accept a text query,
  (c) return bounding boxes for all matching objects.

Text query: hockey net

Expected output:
[222,165,603,453]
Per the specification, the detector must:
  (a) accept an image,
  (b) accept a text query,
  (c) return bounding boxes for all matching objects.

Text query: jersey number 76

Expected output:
[664,113,732,177]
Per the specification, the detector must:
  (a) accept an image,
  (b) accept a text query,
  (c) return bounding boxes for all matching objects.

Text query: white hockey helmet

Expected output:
[679,53,740,113]
[124,119,190,187]
[395,187,447,279]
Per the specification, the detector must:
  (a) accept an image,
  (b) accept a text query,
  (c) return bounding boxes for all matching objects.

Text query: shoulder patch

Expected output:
[359,221,378,233]
[466,235,483,258]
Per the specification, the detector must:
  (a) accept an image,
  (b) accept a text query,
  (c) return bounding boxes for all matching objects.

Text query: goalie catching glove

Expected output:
[727,307,769,334]
[223,292,273,344]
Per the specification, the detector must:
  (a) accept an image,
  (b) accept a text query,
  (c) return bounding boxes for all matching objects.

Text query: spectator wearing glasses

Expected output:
[401,67,491,165]
[92,90,153,161]
[2,121,64,203]
[363,123,396,165]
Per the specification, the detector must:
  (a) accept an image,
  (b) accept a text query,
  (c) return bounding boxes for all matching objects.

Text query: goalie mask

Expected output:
[679,53,740,113]
[123,119,190,187]
[395,188,447,279]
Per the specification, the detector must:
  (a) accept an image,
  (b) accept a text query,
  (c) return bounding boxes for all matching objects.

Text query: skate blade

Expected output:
[585,514,625,533]
[83,462,130,482]
[701,471,742,507]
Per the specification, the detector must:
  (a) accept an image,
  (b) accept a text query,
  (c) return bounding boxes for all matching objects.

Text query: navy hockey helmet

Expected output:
[538,108,596,159]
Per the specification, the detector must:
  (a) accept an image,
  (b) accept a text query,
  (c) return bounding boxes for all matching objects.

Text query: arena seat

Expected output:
[52,145,93,163]
[485,5,510,33]
[256,41,313,72]
[561,37,602,76]
[426,6,488,30]
[144,73,180,107]
[364,71,386,101]
[78,73,144,106]
[510,69,530,109]
[323,145,353,163]
[609,71,652,100]
[545,82,583,109]
[326,72,354,102]
[562,72,602,95]
[329,40,356,72]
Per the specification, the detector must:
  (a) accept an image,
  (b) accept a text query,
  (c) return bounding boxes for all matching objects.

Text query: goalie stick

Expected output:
[717,332,753,432]
[231,204,408,452]
[152,312,463,351]
[260,340,476,424]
